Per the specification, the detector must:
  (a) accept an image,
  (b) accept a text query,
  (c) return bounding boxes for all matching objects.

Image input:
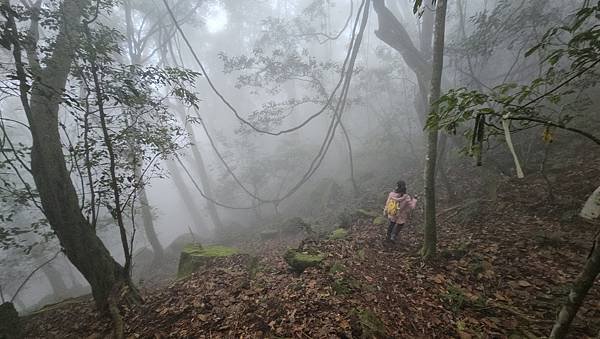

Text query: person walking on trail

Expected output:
[383,180,417,242]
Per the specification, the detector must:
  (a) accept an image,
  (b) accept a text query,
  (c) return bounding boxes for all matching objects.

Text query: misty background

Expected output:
[0,0,593,314]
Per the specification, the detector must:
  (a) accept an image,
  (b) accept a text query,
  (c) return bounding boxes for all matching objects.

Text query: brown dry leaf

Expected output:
[432,274,445,284]
[340,319,351,329]
[517,280,532,287]
[494,292,508,301]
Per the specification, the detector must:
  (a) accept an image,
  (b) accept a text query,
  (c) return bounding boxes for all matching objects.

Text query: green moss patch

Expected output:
[373,216,387,226]
[177,244,239,278]
[329,228,348,240]
[355,209,379,218]
[284,249,324,273]
[354,308,387,338]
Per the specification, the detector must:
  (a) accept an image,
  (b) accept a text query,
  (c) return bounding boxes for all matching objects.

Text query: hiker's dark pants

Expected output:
[386,220,404,240]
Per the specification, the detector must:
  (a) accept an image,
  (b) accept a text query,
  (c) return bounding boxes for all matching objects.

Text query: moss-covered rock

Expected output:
[177,244,238,278]
[0,302,22,339]
[354,308,387,338]
[283,249,324,273]
[329,228,348,240]
[373,216,387,226]
[165,233,202,257]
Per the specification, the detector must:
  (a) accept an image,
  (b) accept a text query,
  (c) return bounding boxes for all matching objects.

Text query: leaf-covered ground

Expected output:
[24,154,600,338]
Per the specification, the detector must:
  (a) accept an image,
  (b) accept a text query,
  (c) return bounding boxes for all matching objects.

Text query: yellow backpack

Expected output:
[385,199,399,216]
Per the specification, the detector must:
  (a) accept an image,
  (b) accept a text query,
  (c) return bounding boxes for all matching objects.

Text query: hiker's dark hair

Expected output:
[395,180,406,195]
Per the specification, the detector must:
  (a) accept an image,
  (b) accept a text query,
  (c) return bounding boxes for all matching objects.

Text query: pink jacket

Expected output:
[384,192,417,224]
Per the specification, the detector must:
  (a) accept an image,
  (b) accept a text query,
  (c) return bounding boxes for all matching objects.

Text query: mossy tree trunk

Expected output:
[4,0,132,312]
[421,0,448,259]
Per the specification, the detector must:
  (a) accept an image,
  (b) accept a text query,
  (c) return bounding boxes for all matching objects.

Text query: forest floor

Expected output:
[23,153,600,338]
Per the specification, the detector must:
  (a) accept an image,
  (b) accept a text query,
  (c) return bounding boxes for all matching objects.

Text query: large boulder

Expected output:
[283,249,324,273]
[0,302,22,339]
[177,244,238,278]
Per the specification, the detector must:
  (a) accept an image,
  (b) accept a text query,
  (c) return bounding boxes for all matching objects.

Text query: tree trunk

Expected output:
[134,165,164,261]
[373,0,432,119]
[421,0,448,259]
[550,231,600,338]
[123,0,164,265]
[42,265,68,299]
[437,134,456,200]
[0,302,22,339]
[174,106,223,231]
[5,0,131,312]
[165,159,209,233]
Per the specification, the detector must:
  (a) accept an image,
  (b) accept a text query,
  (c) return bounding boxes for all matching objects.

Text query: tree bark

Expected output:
[4,0,131,312]
[550,231,600,338]
[437,134,456,200]
[421,0,448,259]
[134,165,164,261]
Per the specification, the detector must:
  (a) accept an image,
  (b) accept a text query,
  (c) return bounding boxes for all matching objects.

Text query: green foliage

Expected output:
[453,0,562,59]
[429,1,600,163]
[0,0,202,252]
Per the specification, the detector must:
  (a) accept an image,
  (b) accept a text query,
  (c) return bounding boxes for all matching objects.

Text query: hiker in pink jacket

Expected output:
[383,180,417,242]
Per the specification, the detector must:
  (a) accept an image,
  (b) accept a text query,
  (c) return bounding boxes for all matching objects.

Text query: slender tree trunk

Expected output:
[124,0,164,262]
[550,231,600,338]
[165,160,209,233]
[134,165,164,261]
[174,106,223,230]
[421,0,448,259]
[4,0,132,312]
[339,122,359,193]
[437,134,456,200]
[42,265,68,298]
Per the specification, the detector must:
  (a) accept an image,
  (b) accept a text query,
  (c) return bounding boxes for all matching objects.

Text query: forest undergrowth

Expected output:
[23,150,600,338]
